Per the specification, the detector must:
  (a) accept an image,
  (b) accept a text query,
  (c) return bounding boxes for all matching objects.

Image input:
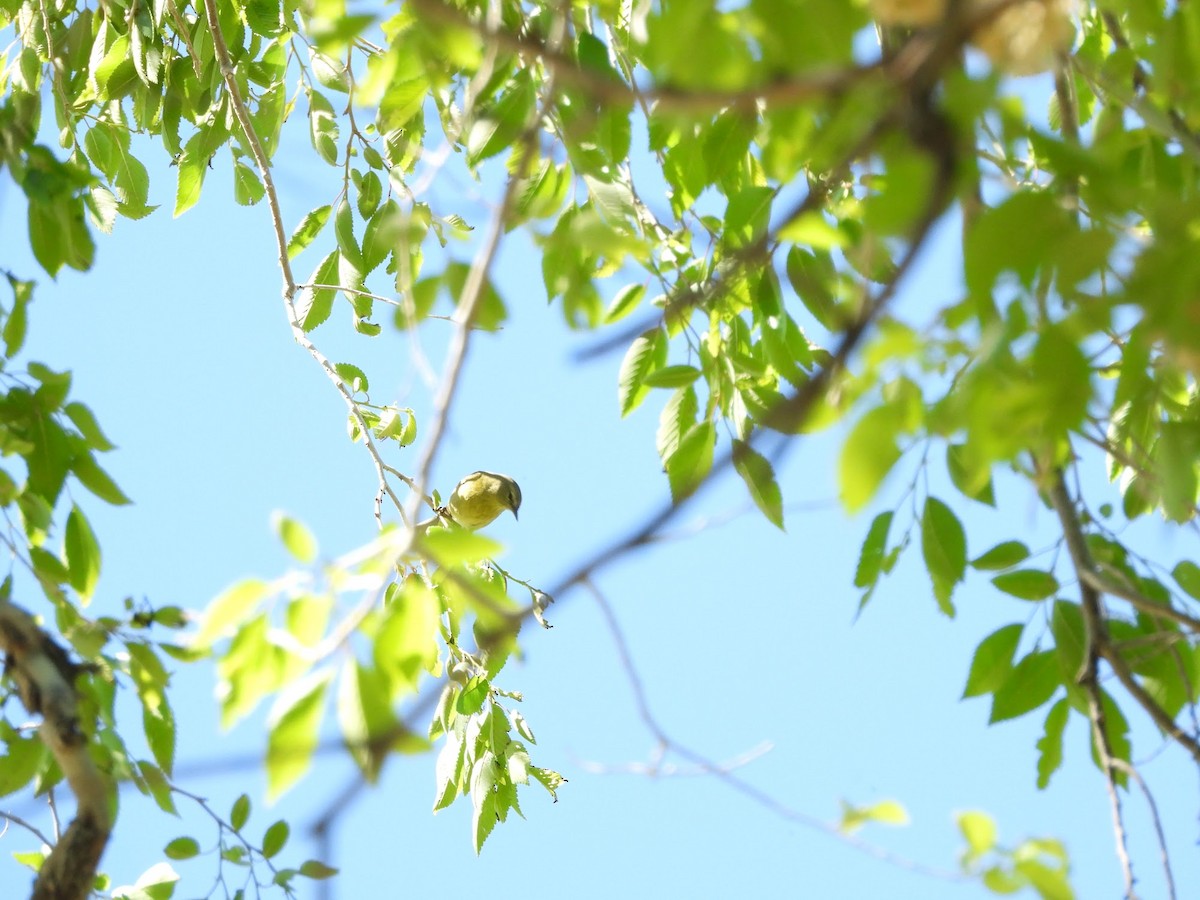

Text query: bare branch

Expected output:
[0,810,52,846]
[409,4,572,514]
[199,0,411,527]
[1043,470,1143,898]
[1110,758,1177,900]
[583,579,963,882]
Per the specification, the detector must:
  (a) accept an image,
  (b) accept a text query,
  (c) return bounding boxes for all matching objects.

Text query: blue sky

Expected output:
[0,69,1196,900]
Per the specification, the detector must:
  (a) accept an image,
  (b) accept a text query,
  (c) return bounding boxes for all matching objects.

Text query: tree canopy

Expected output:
[2,0,1200,897]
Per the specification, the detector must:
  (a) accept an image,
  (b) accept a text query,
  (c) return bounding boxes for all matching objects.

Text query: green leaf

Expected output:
[434,728,465,811]
[309,49,349,92]
[71,452,131,505]
[442,261,508,331]
[785,246,842,330]
[64,402,115,451]
[664,421,715,502]
[288,205,332,259]
[861,139,935,235]
[965,191,1069,295]
[356,170,383,219]
[1091,690,1131,783]
[174,130,209,217]
[456,677,489,715]
[30,549,67,592]
[921,496,966,616]
[839,406,902,512]
[722,185,774,248]
[135,760,179,814]
[333,205,360,283]
[0,724,45,796]
[262,819,290,858]
[1036,698,1069,789]
[991,570,1059,601]
[334,362,368,393]
[471,753,500,853]
[1157,422,1200,522]
[732,440,784,529]
[644,2,756,89]
[335,199,363,271]
[163,837,199,860]
[1049,600,1085,683]
[840,797,909,833]
[128,642,176,773]
[362,200,403,275]
[337,659,397,781]
[308,90,340,165]
[1014,856,1073,900]
[656,385,698,463]
[1031,327,1092,445]
[233,163,265,206]
[946,443,995,506]
[641,365,701,389]
[266,671,331,799]
[1173,560,1200,600]
[299,860,339,879]
[195,578,271,647]
[990,650,1060,723]
[113,150,152,213]
[604,283,645,324]
[702,109,755,185]
[31,363,71,411]
[299,251,339,332]
[514,159,571,223]
[230,794,251,831]
[970,541,1030,571]
[4,278,31,358]
[854,511,893,589]
[466,72,536,165]
[618,329,666,416]
[253,82,287,157]
[28,193,95,276]
[64,505,101,600]
[418,529,503,567]
[90,29,134,99]
[22,407,70,505]
[963,623,1023,698]
[272,513,318,563]
[956,810,997,859]
[374,579,440,694]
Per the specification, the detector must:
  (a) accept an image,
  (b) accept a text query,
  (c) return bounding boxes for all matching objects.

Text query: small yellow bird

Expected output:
[425,471,522,531]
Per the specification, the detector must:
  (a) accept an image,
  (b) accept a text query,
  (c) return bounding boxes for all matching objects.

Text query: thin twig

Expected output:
[1080,567,1200,635]
[1045,469,1139,899]
[1110,758,1177,900]
[410,3,572,517]
[583,578,963,882]
[199,0,412,528]
[0,810,52,846]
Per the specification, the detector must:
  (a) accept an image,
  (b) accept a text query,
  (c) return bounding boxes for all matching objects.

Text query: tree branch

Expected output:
[1043,471,1140,897]
[1045,469,1200,769]
[1110,758,1177,900]
[0,601,110,900]
[199,0,410,527]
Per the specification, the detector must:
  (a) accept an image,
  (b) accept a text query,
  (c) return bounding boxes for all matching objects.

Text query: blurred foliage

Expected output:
[3,0,1200,895]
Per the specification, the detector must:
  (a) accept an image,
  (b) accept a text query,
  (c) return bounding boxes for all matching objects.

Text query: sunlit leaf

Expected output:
[963,623,1023,698]
[732,440,784,529]
[921,497,966,616]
